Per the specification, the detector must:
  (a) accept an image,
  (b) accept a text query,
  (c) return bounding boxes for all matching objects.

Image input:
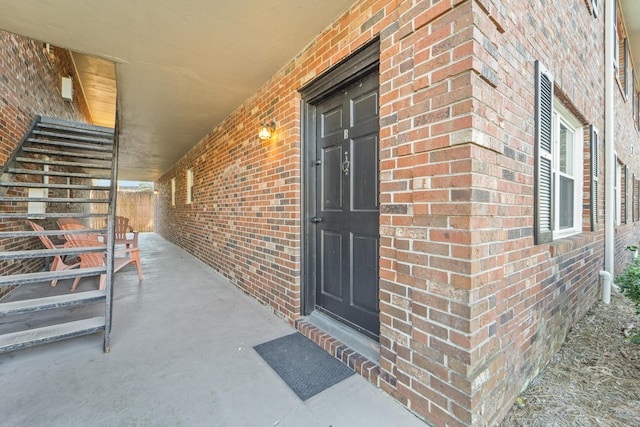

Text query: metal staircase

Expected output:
[0,116,118,353]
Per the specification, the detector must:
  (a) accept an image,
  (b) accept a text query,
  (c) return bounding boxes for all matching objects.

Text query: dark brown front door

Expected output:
[314,71,380,338]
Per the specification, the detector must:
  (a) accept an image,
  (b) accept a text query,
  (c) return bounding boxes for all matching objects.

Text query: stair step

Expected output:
[22,147,113,161]
[32,130,113,145]
[0,316,106,353]
[39,117,114,135]
[0,290,106,317]
[15,157,112,170]
[27,138,114,153]
[0,212,107,220]
[0,228,107,238]
[0,196,109,203]
[0,246,106,260]
[0,181,110,191]
[0,267,107,287]
[7,168,111,180]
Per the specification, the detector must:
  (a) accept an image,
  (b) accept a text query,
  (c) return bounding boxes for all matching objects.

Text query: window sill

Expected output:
[549,232,594,258]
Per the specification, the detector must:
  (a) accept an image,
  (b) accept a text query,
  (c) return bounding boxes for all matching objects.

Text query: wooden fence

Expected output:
[91,189,155,232]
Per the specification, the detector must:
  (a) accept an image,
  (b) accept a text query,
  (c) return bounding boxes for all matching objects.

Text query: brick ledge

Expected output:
[295,319,380,387]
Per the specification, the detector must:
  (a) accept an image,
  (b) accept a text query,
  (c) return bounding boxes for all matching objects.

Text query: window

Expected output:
[27,188,47,215]
[535,61,585,243]
[553,104,584,238]
[171,178,176,206]
[186,169,194,204]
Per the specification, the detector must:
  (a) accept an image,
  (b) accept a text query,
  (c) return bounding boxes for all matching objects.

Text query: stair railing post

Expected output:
[103,110,119,353]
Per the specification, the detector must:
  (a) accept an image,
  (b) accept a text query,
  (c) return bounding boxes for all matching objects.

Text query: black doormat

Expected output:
[254,332,355,401]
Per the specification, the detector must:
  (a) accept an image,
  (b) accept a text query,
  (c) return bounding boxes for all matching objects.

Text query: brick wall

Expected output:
[0,30,91,298]
[156,1,637,426]
[156,0,398,323]
[613,2,640,276]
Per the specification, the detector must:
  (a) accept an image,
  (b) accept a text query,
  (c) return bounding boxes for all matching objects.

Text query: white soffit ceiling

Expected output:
[0,0,356,181]
[621,0,640,82]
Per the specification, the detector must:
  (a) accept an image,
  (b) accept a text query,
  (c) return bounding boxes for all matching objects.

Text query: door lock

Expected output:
[311,217,322,223]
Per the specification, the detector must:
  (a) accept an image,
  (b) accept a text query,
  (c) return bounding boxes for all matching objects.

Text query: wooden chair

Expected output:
[114,216,138,248]
[59,222,102,243]
[65,239,143,291]
[56,217,85,227]
[28,221,81,287]
[89,216,139,248]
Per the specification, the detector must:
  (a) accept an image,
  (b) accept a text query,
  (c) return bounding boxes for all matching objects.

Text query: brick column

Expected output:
[378,1,505,425]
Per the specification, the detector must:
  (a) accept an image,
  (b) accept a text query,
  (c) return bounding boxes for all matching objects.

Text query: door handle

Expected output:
[342,151,350,175]
[311,217,322,223]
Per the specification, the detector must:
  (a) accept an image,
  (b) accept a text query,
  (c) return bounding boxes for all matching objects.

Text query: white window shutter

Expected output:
[614,0,619,72]
[625,165,629,224]
[535,60,554,244]
[591,125,599,231]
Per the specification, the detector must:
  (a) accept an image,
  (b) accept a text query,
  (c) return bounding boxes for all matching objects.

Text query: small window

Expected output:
[553,103,583,238]
[186,169,194,204]
[171,178,176,207]
[27,188,47,215]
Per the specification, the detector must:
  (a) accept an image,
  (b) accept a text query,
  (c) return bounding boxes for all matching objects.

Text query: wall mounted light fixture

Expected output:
[259,120,276,140]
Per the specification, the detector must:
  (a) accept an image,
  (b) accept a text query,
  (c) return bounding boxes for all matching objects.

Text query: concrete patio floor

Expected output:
[0,233,425,426]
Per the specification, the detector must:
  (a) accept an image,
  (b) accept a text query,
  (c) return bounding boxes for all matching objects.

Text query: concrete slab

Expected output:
[0,233,426,426]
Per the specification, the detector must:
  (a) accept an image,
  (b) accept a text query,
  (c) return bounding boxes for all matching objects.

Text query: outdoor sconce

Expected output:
[259,121,276,140]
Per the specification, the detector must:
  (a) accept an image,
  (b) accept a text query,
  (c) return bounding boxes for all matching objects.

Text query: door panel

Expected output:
[322,106,343,137]
[352,135,378,211]
[351,91,378,125]
[320,230,343,300]
[314,71,380,338]
[322,146,343,211]
[351,234,378,313]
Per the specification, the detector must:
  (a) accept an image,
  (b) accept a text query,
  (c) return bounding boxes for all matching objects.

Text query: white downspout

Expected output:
[603,0,614,304]
[599,270,612,304]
